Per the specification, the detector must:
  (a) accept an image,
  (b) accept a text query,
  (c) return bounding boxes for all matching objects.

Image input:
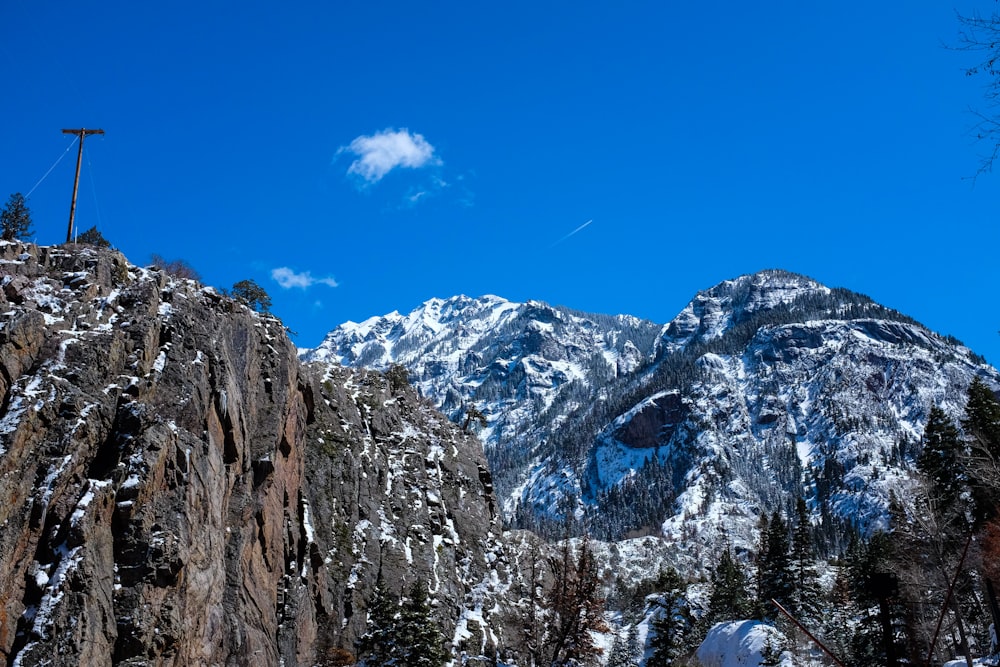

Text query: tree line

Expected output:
[604,376,1000,666]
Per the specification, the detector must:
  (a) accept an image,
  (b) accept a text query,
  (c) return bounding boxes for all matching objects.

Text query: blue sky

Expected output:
[3,1,999,364]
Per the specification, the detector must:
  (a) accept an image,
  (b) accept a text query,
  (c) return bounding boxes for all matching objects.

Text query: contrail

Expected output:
[551,219,593,247]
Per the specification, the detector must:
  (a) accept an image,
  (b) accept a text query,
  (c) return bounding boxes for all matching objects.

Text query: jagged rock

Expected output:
[301,295,664,516]
[0,241,512,666]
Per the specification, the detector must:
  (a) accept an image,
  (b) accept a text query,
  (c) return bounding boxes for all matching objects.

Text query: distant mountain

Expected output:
[302,295,663,513]
[303,270,1000,561]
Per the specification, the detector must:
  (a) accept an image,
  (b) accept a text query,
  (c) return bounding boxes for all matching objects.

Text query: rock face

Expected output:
[0,241,508,666]
[298,363,509,663]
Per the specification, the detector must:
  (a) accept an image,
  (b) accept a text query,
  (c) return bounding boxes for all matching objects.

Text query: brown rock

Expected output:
[0,241,512,666]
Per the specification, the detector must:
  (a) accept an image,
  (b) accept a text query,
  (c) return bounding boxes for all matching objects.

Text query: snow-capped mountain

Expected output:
[302,295,663,513]
[304,271,1000,563]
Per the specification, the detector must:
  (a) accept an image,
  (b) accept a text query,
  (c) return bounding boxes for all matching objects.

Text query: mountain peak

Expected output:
[660,270,833,353]
[302,294,525,368]
[308,273,998,554]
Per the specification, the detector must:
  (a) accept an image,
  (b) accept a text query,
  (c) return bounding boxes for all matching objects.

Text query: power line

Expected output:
[25,137,77,198]
[85,148,104,234]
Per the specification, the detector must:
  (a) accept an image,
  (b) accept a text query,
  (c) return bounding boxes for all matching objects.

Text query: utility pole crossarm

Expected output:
[62,128,105,243]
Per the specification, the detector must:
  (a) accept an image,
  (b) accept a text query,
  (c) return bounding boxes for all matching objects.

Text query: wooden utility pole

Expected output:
[62,128,104,243]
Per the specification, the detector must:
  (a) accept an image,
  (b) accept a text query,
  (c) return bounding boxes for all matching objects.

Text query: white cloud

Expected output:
[340,128,439,183]
[271,267,338,289]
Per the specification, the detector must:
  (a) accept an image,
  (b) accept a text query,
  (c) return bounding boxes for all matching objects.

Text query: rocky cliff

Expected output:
[0,241,508,666]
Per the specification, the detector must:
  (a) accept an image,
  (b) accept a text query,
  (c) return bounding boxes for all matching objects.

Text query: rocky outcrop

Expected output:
[299,364,509,662]
[302,295,664,515]
[0,241,510,666]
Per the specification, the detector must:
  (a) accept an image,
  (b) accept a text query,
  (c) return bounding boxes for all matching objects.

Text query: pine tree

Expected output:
[917,406,965,508]
[964,377,1000,459]
[646,568,693,667]
[398,580,446,667]
[0,192,32,241]
[757,511,794,619]
[706,548,753,625]
[758,629,786,667]
[962,377,1000,520]
[461,404,487,432]
[386,364,410,392]
[956,377,1000,643]
[845,535,886,666]
[754,513,770,620]
[789,498,822,624]
[826,563,856,662]
[646,612,675,667]
[231,279,272,312]
[77,225,111,248]
[357,572,400,666]
[605,633,630,667]
[624,623,642,667]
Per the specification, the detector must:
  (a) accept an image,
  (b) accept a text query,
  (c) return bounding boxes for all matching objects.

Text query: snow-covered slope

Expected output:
[302,295,663,509]
[305,270,1000,565]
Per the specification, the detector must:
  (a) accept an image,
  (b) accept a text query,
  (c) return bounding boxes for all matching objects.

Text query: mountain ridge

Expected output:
[305,269,999,559]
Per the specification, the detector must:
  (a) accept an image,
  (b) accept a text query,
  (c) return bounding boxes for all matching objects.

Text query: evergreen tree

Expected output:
[789,498,822,623]
[398,580,446,667]
[605,633,630,667]
[958,378,1000,643]
[357,572,400,666]
[231,279,272,312]
[646,568,694,667]
[461,404,487,432]
[962,377,1000,520]
[757,511,794,619]
[77,225,111,248]
[1,192,32,241]
[843,532,907,667]
[706,548,753,625]
[386,364,410,392]
[826,561,856,663]
[754,513,770,620]
[758,630,786,667]
[964,377,1000,460]
[624,624,642,667]
[917,406,965,507]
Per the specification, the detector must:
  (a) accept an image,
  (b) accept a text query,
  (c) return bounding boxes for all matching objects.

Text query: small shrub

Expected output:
[150,254,201,281]
[77,226,111,248]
